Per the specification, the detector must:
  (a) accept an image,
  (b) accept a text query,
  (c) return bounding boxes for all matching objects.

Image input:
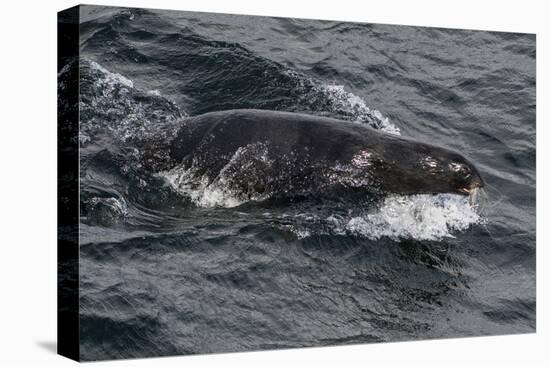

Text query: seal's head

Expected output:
[417,151,484,196]
[448,159,484,195]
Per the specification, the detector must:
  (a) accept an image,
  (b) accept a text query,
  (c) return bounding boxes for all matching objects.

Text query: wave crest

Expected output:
[78,59,185,146]
[284,69,400,135]
[345,194,481,241]
[279,194,481,241]
[321,85,400,135]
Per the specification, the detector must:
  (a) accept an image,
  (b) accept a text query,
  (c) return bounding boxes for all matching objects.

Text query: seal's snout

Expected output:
[457,181,482,195]
[450,157,484,196]
[461,173,484,194]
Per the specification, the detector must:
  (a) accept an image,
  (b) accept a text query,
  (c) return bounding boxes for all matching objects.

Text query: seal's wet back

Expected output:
[165,109,483,200]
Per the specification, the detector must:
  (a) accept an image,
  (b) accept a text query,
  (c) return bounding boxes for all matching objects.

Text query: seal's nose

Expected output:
[454,168,483,195]
[457,175,483,195]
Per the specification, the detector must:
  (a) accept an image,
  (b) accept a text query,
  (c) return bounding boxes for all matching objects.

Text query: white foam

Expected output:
[281,193,481,241]
[79,59,185,156]
[283,69,400,135]
[321,84,401,135]
[290,227,312,239]
[159,165,244,208]
[88,196,129,218]
[158,143,273,208]
[88,60,134,89]
[347,194,480,241]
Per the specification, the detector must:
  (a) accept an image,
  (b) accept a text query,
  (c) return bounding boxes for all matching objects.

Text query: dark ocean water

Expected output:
[68,5,535,361]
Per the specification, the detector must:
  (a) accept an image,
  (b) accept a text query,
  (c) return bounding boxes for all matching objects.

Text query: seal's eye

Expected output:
[449,162,471,178]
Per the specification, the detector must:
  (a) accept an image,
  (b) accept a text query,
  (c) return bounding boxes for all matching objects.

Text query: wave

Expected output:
[344,194,481,240]
[82,196,129,227]
[78,58,185,147]
[283,194,481,241]
[284,69,400,135]
[320,85,399,135]
[78,58,399,147]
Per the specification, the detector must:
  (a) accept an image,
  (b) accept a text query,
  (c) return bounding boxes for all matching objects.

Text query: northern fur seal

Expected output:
[147,109,483,202]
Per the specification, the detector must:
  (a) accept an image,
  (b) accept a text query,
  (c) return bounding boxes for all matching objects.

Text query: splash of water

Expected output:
[322,85,400,135]
[158,142,273,208]
[345,194,481,241]
[284,194,481,241]
[78,58,185,146]
[284,69,400,135]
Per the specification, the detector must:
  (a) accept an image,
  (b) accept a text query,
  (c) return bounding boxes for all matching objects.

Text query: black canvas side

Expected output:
[57,5,80,362]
